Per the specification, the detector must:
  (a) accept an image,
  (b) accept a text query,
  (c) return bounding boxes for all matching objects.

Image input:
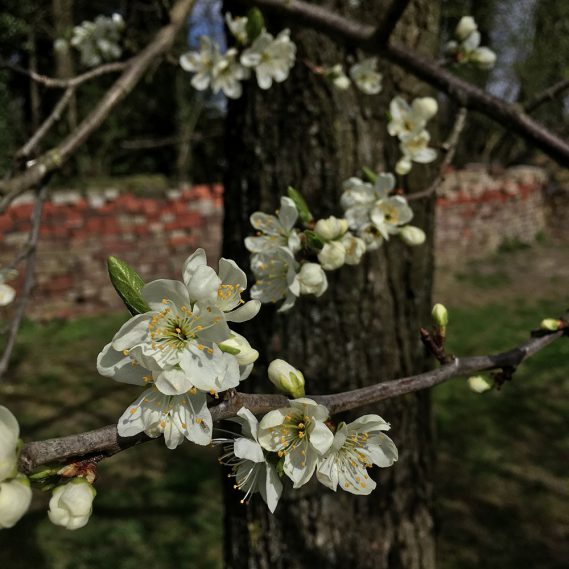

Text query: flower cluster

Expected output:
[317,58,382,95]
[245,173,426,311]
[97,249,260,449]
[387,96,438,176]
[0,407,31,529]
[444,16,497,70]
[216,379,398,512]
[0,269,17,308]
[56,13,124,68]
[179,12,296,99]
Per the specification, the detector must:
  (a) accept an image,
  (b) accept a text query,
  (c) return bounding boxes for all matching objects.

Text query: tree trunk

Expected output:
[222,1,440,568]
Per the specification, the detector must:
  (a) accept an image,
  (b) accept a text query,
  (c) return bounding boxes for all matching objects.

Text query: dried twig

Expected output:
[407,107,467,201]
[524,78,569,113]
[19,322,566,472]
[0,186,48,380]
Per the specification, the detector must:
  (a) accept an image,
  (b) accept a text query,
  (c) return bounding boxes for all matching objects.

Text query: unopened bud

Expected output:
[467,375,492,393]
[455,16,477,41]
[314,216,349,241]
[317,241,346,271]
[432,303,449,328]
[540,318,562,332]
[0,475,32,529]
[411,97,438,121]
[219,333,259,366]
[399,225,426,247]
[470,47,496,70]
[268,359,305,399]
[48,478,96,531]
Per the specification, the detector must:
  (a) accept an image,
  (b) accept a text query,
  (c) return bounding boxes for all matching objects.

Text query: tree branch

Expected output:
[407,107,467,201]
[524,78,569,113]
[0,0,196,205]
[240,0,569,165]
[19,323,566,473]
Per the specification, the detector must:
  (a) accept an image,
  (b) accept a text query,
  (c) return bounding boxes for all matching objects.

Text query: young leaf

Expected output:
[107,256,150,316]
[287,186,314,224]
[362,166,378,183]
[303,230,325,251]
[246,8,265,43]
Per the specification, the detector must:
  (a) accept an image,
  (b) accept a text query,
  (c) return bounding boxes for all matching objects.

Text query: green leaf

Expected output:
[246,8,264,43]
[304,230,325,251]
[362,166,378,183]
[287,186,313,224]
[107,256,150,316]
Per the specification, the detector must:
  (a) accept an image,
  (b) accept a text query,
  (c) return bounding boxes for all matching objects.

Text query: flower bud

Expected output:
[0,406,19,483]
[395,158,412,176]
[412,97,438,121]
[540,318,562,332]
[467,375,492,393]
[399,225,426,247]
[314,216,349,241]
[317,241,346,271]
[48,479,96,531]
[268,359,305,399]
[219,333,259,366]
[340,232,366,265]
[455,16,477,41]
[297,263,328,297]
[470,47,496,70]
[325,64,350,90]
[432,303,448,328]
[0,284,16,307]
[0,475,32,529]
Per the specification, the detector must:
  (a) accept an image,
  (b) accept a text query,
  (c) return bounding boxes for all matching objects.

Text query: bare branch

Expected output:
[0,186,48,380]
[407,107,467,201]
[371,0,413,45]
[524,78,569,113]
[19,323,566,473]
[15,87,76,161]
[0,0,196,204]
[240,0,569,165]
[0,60,129,89]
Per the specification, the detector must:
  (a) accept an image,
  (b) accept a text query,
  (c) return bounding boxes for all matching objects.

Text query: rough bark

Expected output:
[222,1,439,568]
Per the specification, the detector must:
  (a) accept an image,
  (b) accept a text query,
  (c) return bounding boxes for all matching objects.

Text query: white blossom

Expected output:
[445,16,496,70]
[258,398,334,488]
[117,386,213,448]
[468,376,492,393]
[455,16,477,41]
[211,49,250,99]
[241,29,296,89]
[245,196,301,254]
[219,331,259,380]
[48,479,96,530]
[323,64,351,90]
[0,269,17,307]
[350,58,383,94]
[225,13,249,45]
[297,263,328,297]
[399,225,426,246]
[250,246,300,312]
[340,232,366,265]
[340,174,395,216]
[0,475,32,529]
[397,129,438,174]
[0,406,19,483]
[70,13,124,68]
[216,408,283,512]
[314,216,348,241]
[370,196,414,240]
[317,241,346,271]
[388,96,438,138]
[470,47,497,70]
[267,359,305,399]
[317,415,398,495]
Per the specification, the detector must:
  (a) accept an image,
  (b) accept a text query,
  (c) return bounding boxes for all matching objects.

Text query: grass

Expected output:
[0,253,567,568]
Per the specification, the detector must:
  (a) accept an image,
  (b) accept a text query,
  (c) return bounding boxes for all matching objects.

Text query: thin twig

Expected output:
[0,186,47,380]
[407,107,467,201]
[15,87,76,161]
[0,60,129,89]
[19,321,566,472]
[524,78,569,113]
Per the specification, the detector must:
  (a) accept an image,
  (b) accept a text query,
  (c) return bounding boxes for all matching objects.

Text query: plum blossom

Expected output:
[245,197,301,254]
[323,64,351,90]
[225,13,249,45]
[444,16,496,70]
[387,96,438,138]
[340,232,366,265]
[317,415,398,495]
[219,331,259,380]
[399,225,426,246]
[317,241,346,271]
[0,406,20,484]
[258,398,334,488]
[48,479,96,530]
[370,196,414,240]
[395,129,438,175]
[216,408,283,512]
[314,216,349,242]
[0,269,17,307]
[349,58,383,94]
[0,475,32,529]
[268,359,305,399]
[297,263,328,296]
[241,29,296,89]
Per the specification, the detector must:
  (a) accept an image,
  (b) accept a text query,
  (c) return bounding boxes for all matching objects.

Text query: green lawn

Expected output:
[0,256,567,568]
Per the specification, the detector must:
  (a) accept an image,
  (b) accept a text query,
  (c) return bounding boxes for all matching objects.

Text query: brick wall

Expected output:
[0,166,550,319]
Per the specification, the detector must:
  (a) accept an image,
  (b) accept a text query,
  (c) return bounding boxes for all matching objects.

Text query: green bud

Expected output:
[467,375,492,393]
[540,318,562,331]
[107,256,151,316]
[287,186,313,224]
[432,303,449,328]
[362,166,378,183]
[268,359,305,399]
[246,8,265,43]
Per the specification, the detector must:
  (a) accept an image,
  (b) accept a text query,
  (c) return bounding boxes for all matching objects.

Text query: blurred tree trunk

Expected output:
[222,1,440,568]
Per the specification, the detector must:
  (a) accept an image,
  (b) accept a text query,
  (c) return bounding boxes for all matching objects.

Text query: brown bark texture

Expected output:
[222,1,440,568]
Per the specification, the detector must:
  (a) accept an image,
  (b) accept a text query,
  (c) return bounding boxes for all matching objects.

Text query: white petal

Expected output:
[96,343,148,385]
[308,421,334,455]
[154,368,193,395]
[261,463,283,513]
[236,407,259,440]
[218,258,247,291]
[182,248,207,288]
[225,300,261,323]
[234,437,265,463]
[141,279,191,310]
[186,265,221,304]
[278,196,298,232]
[111,313,152,352]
